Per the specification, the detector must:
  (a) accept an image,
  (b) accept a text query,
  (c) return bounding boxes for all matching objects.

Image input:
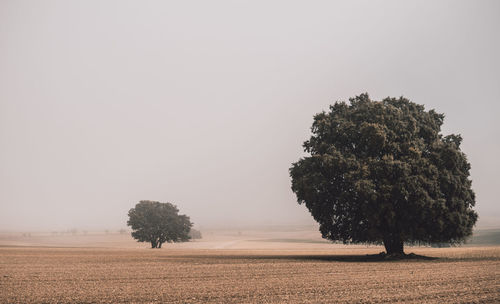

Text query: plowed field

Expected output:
[1,246,498,303]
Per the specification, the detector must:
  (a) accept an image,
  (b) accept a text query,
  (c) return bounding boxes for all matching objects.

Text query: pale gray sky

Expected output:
[1,0,499,230]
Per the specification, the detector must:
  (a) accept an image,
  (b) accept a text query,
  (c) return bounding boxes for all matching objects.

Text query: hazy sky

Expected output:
[1,0,499,231]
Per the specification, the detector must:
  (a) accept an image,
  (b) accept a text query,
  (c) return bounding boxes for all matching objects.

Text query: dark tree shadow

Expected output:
[165,253,438,263]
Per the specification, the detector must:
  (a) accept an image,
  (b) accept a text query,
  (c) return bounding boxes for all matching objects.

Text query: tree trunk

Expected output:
[151,240,157,248]
[383,236,404,255]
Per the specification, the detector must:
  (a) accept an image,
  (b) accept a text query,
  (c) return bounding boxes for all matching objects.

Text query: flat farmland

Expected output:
[1,246,498,303]
[1,230,499,303]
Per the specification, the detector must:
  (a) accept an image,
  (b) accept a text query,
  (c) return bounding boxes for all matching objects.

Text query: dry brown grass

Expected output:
[0,246,498,303]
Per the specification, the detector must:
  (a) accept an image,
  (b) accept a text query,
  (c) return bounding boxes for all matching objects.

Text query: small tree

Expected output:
[127,200,192,248]
[290,94,477,255]
[189,228,202,240]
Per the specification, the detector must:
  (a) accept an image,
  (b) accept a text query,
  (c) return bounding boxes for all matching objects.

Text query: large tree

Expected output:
[290,94,477,255]
[127,200,192,248]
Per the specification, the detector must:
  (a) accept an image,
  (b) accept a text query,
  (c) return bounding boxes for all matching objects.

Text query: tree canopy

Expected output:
[127,200,192,248]
[289,94,477,255]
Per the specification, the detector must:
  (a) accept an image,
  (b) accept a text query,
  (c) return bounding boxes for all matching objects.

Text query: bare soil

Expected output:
[0,231,498,303]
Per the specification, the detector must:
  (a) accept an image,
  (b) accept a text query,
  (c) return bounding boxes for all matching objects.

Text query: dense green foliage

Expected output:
[290,94,477,254]
[127,201,192,248]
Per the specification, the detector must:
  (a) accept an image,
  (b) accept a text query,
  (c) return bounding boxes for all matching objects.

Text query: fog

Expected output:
[1,0,499,231]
